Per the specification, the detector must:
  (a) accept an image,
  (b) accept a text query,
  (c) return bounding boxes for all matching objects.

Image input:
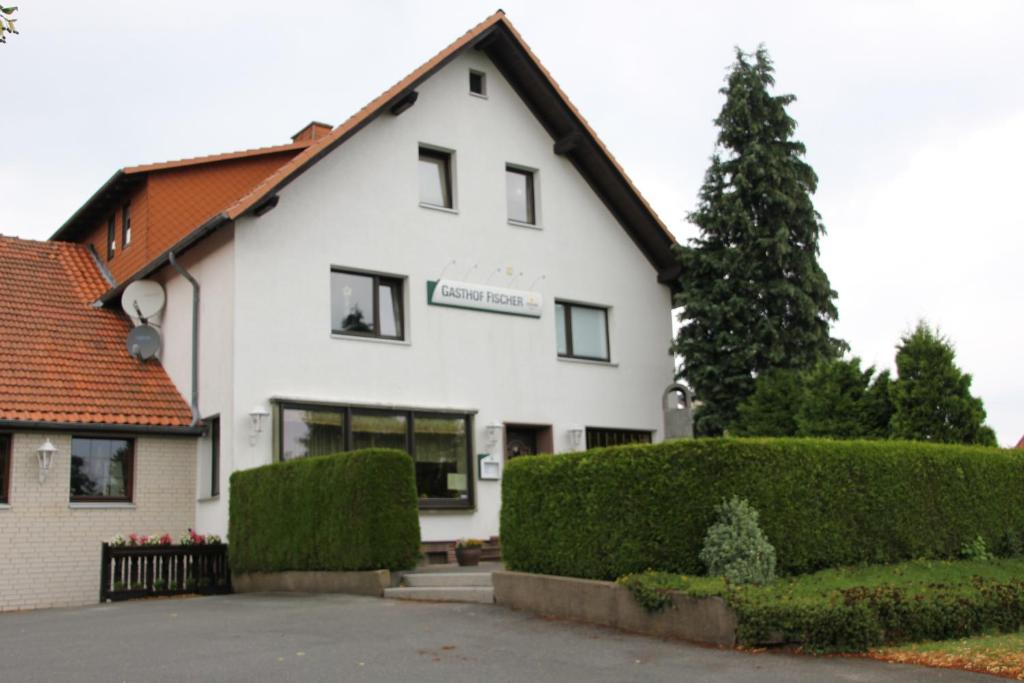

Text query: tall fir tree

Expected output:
[890,322,997,446]
[675,46,844,435]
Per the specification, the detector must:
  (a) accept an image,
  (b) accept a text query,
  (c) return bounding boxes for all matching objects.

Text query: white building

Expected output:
[49,11,681,551]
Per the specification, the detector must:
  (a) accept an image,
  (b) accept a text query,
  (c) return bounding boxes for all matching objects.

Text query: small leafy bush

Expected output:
[700,496,776,585]
[960,535,994,561]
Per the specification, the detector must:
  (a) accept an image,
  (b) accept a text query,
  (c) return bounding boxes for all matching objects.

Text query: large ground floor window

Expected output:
[276,402,473,509]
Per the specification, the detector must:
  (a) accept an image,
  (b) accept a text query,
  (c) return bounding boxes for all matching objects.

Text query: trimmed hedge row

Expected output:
[736,578,1024,652]
[500,438,1024,580]
[620,567,1024,652]
[229,449,420,574]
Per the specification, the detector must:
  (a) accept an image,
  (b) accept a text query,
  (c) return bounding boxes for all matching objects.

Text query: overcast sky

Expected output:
[5,1,1022,445]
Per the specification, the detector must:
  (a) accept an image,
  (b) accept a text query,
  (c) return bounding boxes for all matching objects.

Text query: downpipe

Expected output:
[168,252,200,427]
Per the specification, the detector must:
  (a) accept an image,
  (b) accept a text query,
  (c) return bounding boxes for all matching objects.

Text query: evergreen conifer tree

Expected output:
[796,357,875,438]
[732,369,802,437]
[891,322,996,446]
[674,46,843,435]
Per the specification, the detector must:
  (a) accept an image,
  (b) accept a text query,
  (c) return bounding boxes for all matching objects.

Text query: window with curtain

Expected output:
[70,437,133,501]
[276,403,473,508]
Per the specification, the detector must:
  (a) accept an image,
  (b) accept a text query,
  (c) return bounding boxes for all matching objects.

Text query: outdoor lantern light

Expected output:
[568,426,585,450]
[485,422,503,451]
[248,405,270,444]
[36,438,57,483]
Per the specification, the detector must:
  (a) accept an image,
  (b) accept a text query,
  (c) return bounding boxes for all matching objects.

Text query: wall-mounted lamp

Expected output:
[249,405,270,445]
[568,426,585,450]
[485,422,503,452]
[37,438,57,483]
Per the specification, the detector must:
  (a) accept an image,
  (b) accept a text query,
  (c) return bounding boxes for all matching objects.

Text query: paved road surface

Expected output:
[0,593,993,682]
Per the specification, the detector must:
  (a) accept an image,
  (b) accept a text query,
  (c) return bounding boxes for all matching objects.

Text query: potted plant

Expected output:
[454,538,483,566]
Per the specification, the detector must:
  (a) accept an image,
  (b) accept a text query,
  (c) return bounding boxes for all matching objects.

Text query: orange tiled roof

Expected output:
[122,140,311,175]
[88,10,677,303]
[0,236,194,428]
[1016,434,1024,449]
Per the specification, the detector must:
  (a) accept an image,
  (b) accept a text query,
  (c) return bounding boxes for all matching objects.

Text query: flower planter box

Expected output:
[100,543,232,603]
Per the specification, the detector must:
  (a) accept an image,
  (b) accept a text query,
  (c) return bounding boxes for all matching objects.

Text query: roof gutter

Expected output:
[99,212,228,306]
[0,420,204,437]
[168,251,201,427]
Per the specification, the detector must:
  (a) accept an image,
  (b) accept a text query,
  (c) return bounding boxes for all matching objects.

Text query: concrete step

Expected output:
[403,573,493,588]
[383,586,495,604]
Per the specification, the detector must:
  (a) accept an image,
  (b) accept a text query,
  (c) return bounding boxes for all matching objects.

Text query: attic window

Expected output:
[469,70,486,97]
[122,203,132,248]
[107,215,116,260]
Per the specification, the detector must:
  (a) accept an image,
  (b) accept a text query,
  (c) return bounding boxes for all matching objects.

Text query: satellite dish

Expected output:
[121,280,166,324]
[127,324,162,361]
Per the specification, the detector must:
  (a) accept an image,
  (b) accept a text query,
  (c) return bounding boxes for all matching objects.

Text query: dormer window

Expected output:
[469,70,486,97]
[122,203,132,248]
[107,215,116,260]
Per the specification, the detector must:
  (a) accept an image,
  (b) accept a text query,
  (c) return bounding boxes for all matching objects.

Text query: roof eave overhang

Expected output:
[50,170,138,243]
[479,23,680,288]
[98,212,230,305]
[226,19,681,291]
[0,419,203,437]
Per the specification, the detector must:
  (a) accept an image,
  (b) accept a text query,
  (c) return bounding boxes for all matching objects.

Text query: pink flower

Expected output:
[128,533,140,546]
[160,533,173,546]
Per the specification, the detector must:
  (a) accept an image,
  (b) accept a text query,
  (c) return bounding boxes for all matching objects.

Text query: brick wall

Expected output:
[0,432,196,612]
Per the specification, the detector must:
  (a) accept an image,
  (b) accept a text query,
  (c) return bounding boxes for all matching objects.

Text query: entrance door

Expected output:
[504,424,553,459]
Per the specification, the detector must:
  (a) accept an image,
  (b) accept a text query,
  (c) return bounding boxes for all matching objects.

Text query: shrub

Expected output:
[229,449,420,574]
[500,438,1022,580]
[620,559,1024,652]
[960,535,994,561]
[700,497,776,584]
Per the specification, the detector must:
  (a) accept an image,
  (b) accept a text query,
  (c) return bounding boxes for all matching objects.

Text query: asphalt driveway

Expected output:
[0,593,993,682]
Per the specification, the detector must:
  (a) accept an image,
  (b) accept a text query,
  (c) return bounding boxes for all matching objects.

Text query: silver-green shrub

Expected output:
[699,496,777,584]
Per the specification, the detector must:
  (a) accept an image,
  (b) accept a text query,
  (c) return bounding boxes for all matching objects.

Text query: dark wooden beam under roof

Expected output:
[477,24,679,286]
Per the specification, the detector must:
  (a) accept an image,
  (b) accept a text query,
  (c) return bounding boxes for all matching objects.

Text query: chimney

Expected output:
[291,121,333,143]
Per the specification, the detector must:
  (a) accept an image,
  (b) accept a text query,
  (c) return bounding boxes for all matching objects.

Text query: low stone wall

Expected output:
[232,570,391,597]
[492,571,737,647]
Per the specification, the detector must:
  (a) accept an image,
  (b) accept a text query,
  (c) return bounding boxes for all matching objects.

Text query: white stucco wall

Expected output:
[153,226,235,536]
[219,50,675,542]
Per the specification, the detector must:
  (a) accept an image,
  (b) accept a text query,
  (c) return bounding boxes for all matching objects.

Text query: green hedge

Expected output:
[619,561,1024,652]
[500,438,1024,580]
[229,449,420,573]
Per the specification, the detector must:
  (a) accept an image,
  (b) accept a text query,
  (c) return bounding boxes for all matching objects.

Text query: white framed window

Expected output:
[419,146,454,209]
[506,165,536,225]
[555,301,610,362]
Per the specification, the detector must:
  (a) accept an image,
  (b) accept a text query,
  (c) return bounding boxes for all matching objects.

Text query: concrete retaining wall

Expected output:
[232,570,391,597]
[493,571,737,647]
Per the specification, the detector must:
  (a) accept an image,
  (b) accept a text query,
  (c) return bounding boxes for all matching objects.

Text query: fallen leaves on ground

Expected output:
[867,632,1024,680]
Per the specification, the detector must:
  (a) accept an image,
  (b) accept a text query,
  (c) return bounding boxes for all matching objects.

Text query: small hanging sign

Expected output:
[427,279,543,317]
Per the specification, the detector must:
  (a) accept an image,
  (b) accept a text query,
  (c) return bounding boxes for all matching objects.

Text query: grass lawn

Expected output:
[869,630,1024,680]
[618,558,1024,652]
